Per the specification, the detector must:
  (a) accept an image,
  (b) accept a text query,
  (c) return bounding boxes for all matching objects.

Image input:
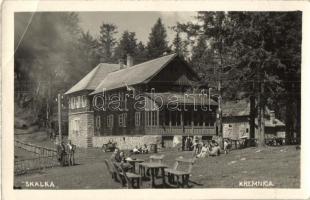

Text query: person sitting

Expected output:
[208,145,221,156]
[141,144,149,154]
[132,146,141,154]
[111,149,132,172]
[196,144,209,158]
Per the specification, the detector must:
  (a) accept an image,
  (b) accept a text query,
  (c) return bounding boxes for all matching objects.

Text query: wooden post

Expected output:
[58,93,62,143]
[169,110,172,134]
[180,112,183,126]
[191,108,194,135]
[157,110,159,127]
[150,111,153,134]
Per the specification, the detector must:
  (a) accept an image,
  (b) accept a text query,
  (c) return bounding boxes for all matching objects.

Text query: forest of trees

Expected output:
[14,12,301,144]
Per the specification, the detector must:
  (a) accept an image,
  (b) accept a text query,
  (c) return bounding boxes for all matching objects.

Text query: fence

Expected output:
[15,140,57,156]
[14,155,59,175]
[14,140,59,175]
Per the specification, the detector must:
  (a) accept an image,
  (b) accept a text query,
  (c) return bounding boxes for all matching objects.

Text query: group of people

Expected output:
[56,140,76,166]
[195,140,222,158]
[130,144,149,154]
[190,138,232,158]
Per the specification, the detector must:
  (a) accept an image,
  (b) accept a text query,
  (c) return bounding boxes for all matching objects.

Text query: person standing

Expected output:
[57,141,67,166]
[66,140,75,166]
[223,139,231,154]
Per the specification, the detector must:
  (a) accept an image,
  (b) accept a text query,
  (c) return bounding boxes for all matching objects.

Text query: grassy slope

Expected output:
[14,145,300,189]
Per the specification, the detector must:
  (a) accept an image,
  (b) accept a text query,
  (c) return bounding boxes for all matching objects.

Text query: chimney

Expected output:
[126,54,134,67]
[119,59,125,69]
[270,110,275,124]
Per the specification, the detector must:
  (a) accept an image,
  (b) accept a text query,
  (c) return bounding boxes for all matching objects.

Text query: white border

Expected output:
[2,1,310,199]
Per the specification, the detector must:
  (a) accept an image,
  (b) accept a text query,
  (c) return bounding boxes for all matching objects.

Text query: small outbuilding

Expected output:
[222,99,285,140]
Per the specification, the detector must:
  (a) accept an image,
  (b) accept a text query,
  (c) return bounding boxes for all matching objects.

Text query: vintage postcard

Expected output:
[1,0,310,199]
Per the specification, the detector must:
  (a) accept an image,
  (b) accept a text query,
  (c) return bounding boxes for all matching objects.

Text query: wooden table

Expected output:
[125,158,144,173]
[138,162,167,188]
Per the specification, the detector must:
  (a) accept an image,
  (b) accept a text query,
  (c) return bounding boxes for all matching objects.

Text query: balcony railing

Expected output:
[145,126,216,135]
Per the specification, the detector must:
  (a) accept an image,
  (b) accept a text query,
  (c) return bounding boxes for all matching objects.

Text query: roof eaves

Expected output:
[64,64,101,95]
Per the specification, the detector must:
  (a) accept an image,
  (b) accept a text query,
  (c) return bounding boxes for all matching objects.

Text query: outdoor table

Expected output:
[138,162,167,188]
[125,158,144,173]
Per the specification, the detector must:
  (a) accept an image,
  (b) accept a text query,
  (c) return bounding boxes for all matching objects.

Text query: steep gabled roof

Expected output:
[257,118,285,127]
[222,99,285,127]
[65,63,120,95]
[90,54,177,94]
[222,99,251,117]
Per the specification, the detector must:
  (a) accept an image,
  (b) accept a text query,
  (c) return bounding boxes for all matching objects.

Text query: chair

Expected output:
[149,154,165,163]
[113,162,142,189]
[164,157,195,188]
[104,159,117,181]
[148,155,165,177]
[119,165,142,189]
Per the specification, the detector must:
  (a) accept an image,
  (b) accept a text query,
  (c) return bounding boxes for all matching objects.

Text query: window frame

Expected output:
[107,114,114,128]
[82,95,87,107]
[118,113,127,127]
[95,115,101,130]
[135,112,141,127]
[71,118,80,134]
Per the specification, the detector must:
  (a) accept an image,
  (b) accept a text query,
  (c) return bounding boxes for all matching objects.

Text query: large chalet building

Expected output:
[65,54,218,149]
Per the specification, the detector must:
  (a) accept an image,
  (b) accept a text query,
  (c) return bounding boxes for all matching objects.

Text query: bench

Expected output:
[164,157,195,188]
[104,159,117,181]
[112,162,142,189]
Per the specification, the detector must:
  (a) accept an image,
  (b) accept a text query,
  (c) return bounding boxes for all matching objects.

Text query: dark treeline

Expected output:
[14,12,301,144]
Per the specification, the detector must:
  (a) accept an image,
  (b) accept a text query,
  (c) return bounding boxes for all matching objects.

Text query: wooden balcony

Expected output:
[145,126,216,136]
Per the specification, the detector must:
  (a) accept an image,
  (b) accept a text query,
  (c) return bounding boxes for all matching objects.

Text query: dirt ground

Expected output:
[14,134,300,189]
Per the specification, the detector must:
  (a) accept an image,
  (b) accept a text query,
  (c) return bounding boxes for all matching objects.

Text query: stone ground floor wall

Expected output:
[92,135,213,150]
[68,111,94,148]
[92,135,162,150]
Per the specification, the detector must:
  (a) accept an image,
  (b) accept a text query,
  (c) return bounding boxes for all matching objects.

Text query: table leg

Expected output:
[140,165,145,178]
[132,163,136,173]
[162,167,166,186]
[151,168,155,187]
[176,175,180,188]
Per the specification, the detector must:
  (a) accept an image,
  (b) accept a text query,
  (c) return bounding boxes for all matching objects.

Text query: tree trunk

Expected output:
[249,95,256,141]
[257,64,265,147]
[296,83,301,144]
[285,76,294,145]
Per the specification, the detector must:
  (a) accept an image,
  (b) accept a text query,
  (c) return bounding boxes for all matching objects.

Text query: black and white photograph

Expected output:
[2,0,310,199]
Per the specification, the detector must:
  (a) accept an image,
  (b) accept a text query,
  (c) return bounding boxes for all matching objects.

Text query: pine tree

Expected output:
[98,23,117,62]
[77,31,100,71]
[135,41,148,64]
[114,31,138,60]
[172,30,189,58]
[146,18,170,59]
